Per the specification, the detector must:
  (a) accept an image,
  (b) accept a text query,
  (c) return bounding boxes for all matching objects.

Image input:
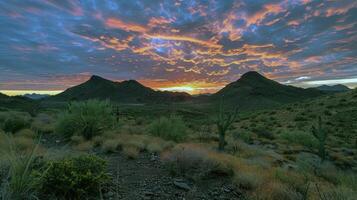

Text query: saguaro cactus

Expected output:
[215,102,239,151]
[312,117,328,162]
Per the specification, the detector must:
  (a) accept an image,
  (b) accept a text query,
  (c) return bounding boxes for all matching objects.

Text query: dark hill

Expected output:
[50,75,191,103]
[0,92,36,112]
[210,71,324,109]
[314,84,350,93]
[0,92,7,99]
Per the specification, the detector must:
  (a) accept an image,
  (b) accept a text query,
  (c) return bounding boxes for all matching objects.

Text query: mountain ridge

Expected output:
[314,84,350,93]
[210,71,325,109]
[50,75,192,103]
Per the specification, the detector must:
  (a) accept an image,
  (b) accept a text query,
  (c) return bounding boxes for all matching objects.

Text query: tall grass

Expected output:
[0,133,40,200]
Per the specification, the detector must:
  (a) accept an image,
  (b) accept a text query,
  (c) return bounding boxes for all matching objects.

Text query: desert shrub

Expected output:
[31,113,54,134]
[320,185,357,200]
[122,145,140,159]
[149,115,187,142]
[253,125,275,139]
[146,142,164,153]
[279,130,318,149]
[55,100,115,140]
[162,144,233,179]
[2,116,30,133]
[102,139,119,153]
[264,182,302,200]
[234,172,262,190]
[38,155,109,199]
[237,131,254,143]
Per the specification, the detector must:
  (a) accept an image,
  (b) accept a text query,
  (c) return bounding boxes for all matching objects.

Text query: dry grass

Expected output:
[102,139,119,153]
[122,145,140,159]
[74,141,94,152]
[17,129,36,139]
[100,132,173,154]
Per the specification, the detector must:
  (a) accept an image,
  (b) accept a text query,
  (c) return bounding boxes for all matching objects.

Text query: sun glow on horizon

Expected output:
[157,83,224,95]
[0,90,63,96]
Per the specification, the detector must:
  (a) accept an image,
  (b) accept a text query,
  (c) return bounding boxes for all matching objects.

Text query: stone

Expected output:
[173,180,191,191]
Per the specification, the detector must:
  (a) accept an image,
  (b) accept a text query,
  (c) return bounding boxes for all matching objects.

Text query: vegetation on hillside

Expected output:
[0,82,355,199]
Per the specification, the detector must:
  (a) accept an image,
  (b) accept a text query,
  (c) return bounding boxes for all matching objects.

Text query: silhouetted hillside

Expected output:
[50,75,191,103]
[211,71,324,109]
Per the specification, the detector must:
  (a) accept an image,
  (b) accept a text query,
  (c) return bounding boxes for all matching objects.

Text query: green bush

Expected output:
[55,100,115,140]
[38,155,109,199]
[280,130,318,149]
[149,115,187,142]
[2,117,30,133]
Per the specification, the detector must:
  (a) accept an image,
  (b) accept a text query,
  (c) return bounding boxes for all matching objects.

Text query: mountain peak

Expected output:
[240,71,266,80]
[122,79,141,85]
[89,75,106,81]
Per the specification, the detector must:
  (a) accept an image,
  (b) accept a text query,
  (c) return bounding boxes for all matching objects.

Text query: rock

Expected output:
[173,180,191,191]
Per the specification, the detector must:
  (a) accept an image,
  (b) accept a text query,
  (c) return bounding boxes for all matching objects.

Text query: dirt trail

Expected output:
[107,152,243,200]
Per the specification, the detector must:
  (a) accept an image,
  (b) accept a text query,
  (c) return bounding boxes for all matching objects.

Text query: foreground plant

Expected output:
[215,102,239,151]
[55,100,115,140]
[312,117,328,162]
[0,134,41,200]
[38,154,109,199]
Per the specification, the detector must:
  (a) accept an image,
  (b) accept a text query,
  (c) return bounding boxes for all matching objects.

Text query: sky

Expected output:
[0,0,356,95]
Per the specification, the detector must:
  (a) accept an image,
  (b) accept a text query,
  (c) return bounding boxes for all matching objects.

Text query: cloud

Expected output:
[0,0,356,92]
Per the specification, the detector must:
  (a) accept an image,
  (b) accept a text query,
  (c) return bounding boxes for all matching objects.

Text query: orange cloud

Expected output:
[247,3,283,26]
[106,18,148,33]
[148,17,174,28]
[145,35,222,49]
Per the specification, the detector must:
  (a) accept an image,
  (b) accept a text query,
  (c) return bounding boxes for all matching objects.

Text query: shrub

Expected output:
[236,131,253,143]
[38,155,109,199]
[149,115,187,142]
[2,117,30,133]
[31,113,54,134]
[234,172,262,190]
[279,130,318,149]
[161,144,233,179]
[253,125,275,139]
[55,100,115,140]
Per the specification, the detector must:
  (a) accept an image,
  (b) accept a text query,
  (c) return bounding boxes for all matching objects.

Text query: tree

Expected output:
[312,117,328,162]
[215,101,239,151]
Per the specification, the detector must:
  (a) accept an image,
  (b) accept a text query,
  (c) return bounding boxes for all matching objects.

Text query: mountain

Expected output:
[210,71,324,109]
[0,92,36,111]
[314,84,350,93]
[50,75,191,103]
[0,92,7,99]
[23,93,50,100]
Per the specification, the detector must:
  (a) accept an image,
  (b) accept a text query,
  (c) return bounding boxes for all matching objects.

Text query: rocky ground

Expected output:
[105,152,244,200]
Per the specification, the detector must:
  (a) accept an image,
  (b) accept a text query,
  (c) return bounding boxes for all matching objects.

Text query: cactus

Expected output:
[312,117,328,162]
[215,101,239,151]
